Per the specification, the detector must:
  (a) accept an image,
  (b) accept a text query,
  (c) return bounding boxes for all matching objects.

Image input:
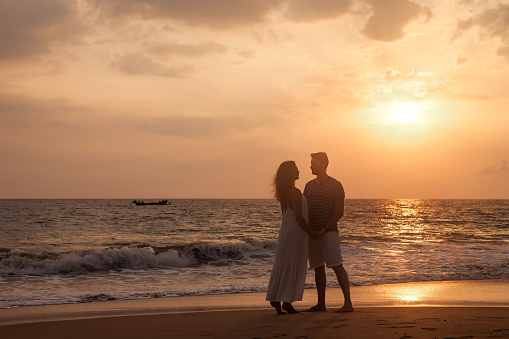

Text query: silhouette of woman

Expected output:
[265,161,316,314]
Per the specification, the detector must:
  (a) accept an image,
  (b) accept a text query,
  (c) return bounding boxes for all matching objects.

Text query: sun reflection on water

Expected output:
[376,282,444,305]
[379,199,431,244]
[397,287,427,303]
[369,281,447,305]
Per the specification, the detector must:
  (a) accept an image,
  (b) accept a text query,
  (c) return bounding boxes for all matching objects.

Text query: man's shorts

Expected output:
[308,231,343,269]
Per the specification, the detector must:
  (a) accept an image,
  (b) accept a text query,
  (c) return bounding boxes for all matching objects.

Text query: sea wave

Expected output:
[0,240,276,277]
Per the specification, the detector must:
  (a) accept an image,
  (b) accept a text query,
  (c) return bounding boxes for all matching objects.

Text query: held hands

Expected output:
[311,228,326,239]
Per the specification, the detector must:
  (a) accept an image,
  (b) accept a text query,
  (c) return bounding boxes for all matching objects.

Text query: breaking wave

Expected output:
[0,240,276,277]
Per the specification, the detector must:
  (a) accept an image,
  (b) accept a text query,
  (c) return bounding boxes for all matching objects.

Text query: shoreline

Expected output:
[1,279,508,326]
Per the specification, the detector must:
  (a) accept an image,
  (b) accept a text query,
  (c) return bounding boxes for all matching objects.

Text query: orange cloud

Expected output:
[110,53,194,77]
[426,88,493,101]
[453,3,509,62]
[0,91,81,127]
[137,114,281,139]
[84,0,286,28]
[145,41,227,57]
[455,50,469,67]
[478,160,509,175]
[382,68,421,82]
[284,0,351,22]
[362,0,432,42]
[342,71,360,79]
[0,0,87,59]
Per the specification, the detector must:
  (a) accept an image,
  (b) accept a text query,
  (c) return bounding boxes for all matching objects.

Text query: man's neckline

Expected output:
[314,175,330,185]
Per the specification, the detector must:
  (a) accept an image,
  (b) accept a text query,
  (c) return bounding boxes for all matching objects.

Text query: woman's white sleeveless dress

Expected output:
[265,196,309,303]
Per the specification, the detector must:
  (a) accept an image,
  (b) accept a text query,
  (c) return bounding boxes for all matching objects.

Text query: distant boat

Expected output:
[132,200,170,206]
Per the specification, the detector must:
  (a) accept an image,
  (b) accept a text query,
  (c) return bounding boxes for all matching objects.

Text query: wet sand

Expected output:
[2,307,508,338]
[1,279,508,338]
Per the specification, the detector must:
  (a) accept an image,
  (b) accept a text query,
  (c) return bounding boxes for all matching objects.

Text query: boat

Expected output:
[132,200,170,206]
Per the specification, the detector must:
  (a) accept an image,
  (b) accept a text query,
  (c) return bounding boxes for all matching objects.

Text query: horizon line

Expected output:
[1,197,508,200]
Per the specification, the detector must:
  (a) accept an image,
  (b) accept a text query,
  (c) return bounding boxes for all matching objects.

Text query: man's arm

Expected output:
[324,198,344,231]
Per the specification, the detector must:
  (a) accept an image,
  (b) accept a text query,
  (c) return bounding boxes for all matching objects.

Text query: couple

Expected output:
[265,152,353,314]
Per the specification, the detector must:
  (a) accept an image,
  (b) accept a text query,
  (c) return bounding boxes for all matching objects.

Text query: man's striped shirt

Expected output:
[304,176,345,232]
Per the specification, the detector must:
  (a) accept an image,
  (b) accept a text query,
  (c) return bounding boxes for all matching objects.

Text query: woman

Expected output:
[265,161,316,314]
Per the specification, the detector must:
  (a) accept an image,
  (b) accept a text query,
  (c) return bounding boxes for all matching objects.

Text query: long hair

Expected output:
[273,161,297,211]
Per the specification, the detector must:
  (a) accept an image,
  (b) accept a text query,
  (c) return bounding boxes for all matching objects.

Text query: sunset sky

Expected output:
[1,0,508,199]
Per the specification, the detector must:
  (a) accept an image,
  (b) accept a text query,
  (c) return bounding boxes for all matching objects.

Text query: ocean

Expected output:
[1,199,508,309]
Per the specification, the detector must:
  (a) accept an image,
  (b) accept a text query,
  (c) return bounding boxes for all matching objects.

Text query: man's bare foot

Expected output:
[282,302,299,314]
[335,305,354,313]
[270,302,284,314]
[304,305,327,312]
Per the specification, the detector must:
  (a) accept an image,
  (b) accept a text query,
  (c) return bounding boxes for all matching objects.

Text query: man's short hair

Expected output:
[311,152,329,167]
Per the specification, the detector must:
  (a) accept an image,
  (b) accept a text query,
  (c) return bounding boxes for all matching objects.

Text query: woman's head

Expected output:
[273,161,299,207]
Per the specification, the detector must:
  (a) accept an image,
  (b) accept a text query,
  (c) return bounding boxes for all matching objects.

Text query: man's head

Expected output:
[310,152,329,175]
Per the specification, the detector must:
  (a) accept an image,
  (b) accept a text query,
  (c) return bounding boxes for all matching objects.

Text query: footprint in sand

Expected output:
[420,327,436,331]
[333,324,350,329]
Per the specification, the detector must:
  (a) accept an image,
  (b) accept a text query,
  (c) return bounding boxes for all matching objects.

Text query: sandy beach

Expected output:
[1,279,508,338]
[2,307,509,339]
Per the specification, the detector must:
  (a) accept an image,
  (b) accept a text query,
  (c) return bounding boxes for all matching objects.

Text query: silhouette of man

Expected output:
[304,152,353,313]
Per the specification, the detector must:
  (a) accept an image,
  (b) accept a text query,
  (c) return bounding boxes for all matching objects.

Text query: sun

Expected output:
[357,80,456,140]
[392,102,420,125]
[356,99,445,140]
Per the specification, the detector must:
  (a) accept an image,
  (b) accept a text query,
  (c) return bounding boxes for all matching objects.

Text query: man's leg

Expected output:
[315,265,327,308]
[332,264,353,312]
[305,265,327,311]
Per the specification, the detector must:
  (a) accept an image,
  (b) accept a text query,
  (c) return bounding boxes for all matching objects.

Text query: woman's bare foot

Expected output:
[335,305,354,313]
[282,302,299,314]
[270,302,284,314]
[304,304,327,312]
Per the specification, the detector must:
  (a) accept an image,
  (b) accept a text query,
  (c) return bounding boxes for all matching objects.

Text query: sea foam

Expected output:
[0,241,275,277]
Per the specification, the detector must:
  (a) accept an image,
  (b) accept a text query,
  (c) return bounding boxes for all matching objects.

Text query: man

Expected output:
[304,152,353,313]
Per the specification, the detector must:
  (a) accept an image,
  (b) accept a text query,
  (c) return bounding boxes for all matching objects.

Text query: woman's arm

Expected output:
[291,188,314,236]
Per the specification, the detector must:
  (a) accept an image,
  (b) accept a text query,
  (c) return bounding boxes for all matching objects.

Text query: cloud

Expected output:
[455,50,469,67]
[0,0,86,60]
[362,0,432,42]
[497,45,509,60]
[85,0,356,28]
[456,4,509,41]
[138,115,270,138]
[238,50,256,58]
[145,42,227,57]
[342,71,360,79]
[452,4,509,61]
[364,68,497,103]
[110,53,194,77]
[364,69,432,103]
[85,0,286,28]
[0,90,82,128]
[381,68,424,81]
[426,87,492,101]
[366,81,428,103]
[478,160,509,175]
[0,91,75,116]
[284,0,351,22]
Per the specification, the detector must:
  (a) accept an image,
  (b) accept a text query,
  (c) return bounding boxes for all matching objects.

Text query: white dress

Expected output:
[265,196,309,303]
